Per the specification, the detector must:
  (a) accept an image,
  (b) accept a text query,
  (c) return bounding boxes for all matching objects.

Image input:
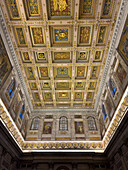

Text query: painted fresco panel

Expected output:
[116,63,126,83]
[117,16,128,65]
[75,121,84,134]
[0,35,12,88]
[43,122,53,134]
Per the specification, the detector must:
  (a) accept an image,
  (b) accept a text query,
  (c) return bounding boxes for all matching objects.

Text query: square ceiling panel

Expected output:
[2,0,120,109]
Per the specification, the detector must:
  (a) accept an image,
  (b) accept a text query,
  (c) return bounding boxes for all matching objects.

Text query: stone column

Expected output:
[71,115,75,140]
[38,116,44,140]
[51,115,56,140]
[83,115,88,140]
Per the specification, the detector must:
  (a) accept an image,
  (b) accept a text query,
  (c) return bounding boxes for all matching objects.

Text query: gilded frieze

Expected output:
[78,25,93,46]
[79,0,96,19]
[14,27,27,47]
[23,0,42,20]
[50,26,73,47]
[29,26,45,46]
[6,0,21,20]
[96,25,108,45]
[37,67,49,79]
[47,0,74,19]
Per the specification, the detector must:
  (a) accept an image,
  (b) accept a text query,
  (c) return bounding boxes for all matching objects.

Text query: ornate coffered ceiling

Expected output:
[0,0,121,110]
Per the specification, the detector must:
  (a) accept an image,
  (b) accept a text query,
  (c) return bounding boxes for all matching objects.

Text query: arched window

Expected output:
[59,116,68,131]
[6,78,16,100]
[31,117,40,130]
[19,104,25,121]
[87,116,97,131]
[101,104,107,120]
[108,77,117,97]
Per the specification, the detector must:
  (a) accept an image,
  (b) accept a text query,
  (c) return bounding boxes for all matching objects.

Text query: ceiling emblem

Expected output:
[76,66,87,79]
[90,66,100,79]
[43,92,53,101]
[74,92,83,101]
[47,0,73,19]
[75,82,85,90]
[41,82,51,90]
[29,82,38,90]
[77,51,89,62]
[35,52,47,63]
[55,82,71,90]
[52,52,72,63]
[50,26,72,46]
[54,67,71,79]
[56,92,71,101]
[78,25,93,46]
[88,82,97,90]
[86,92,94,101]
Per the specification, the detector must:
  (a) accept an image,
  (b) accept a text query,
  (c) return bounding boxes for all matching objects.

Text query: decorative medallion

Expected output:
[50,26,73,47]
[74,92,83,101]
[54,67,71,79]
[34,52,47,63]
[77,51,89,62]
[56,92,71,101]
[78,25,93,46]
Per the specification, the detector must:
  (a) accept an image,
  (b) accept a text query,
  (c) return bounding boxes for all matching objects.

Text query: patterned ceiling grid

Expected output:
[0,0,121,109]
